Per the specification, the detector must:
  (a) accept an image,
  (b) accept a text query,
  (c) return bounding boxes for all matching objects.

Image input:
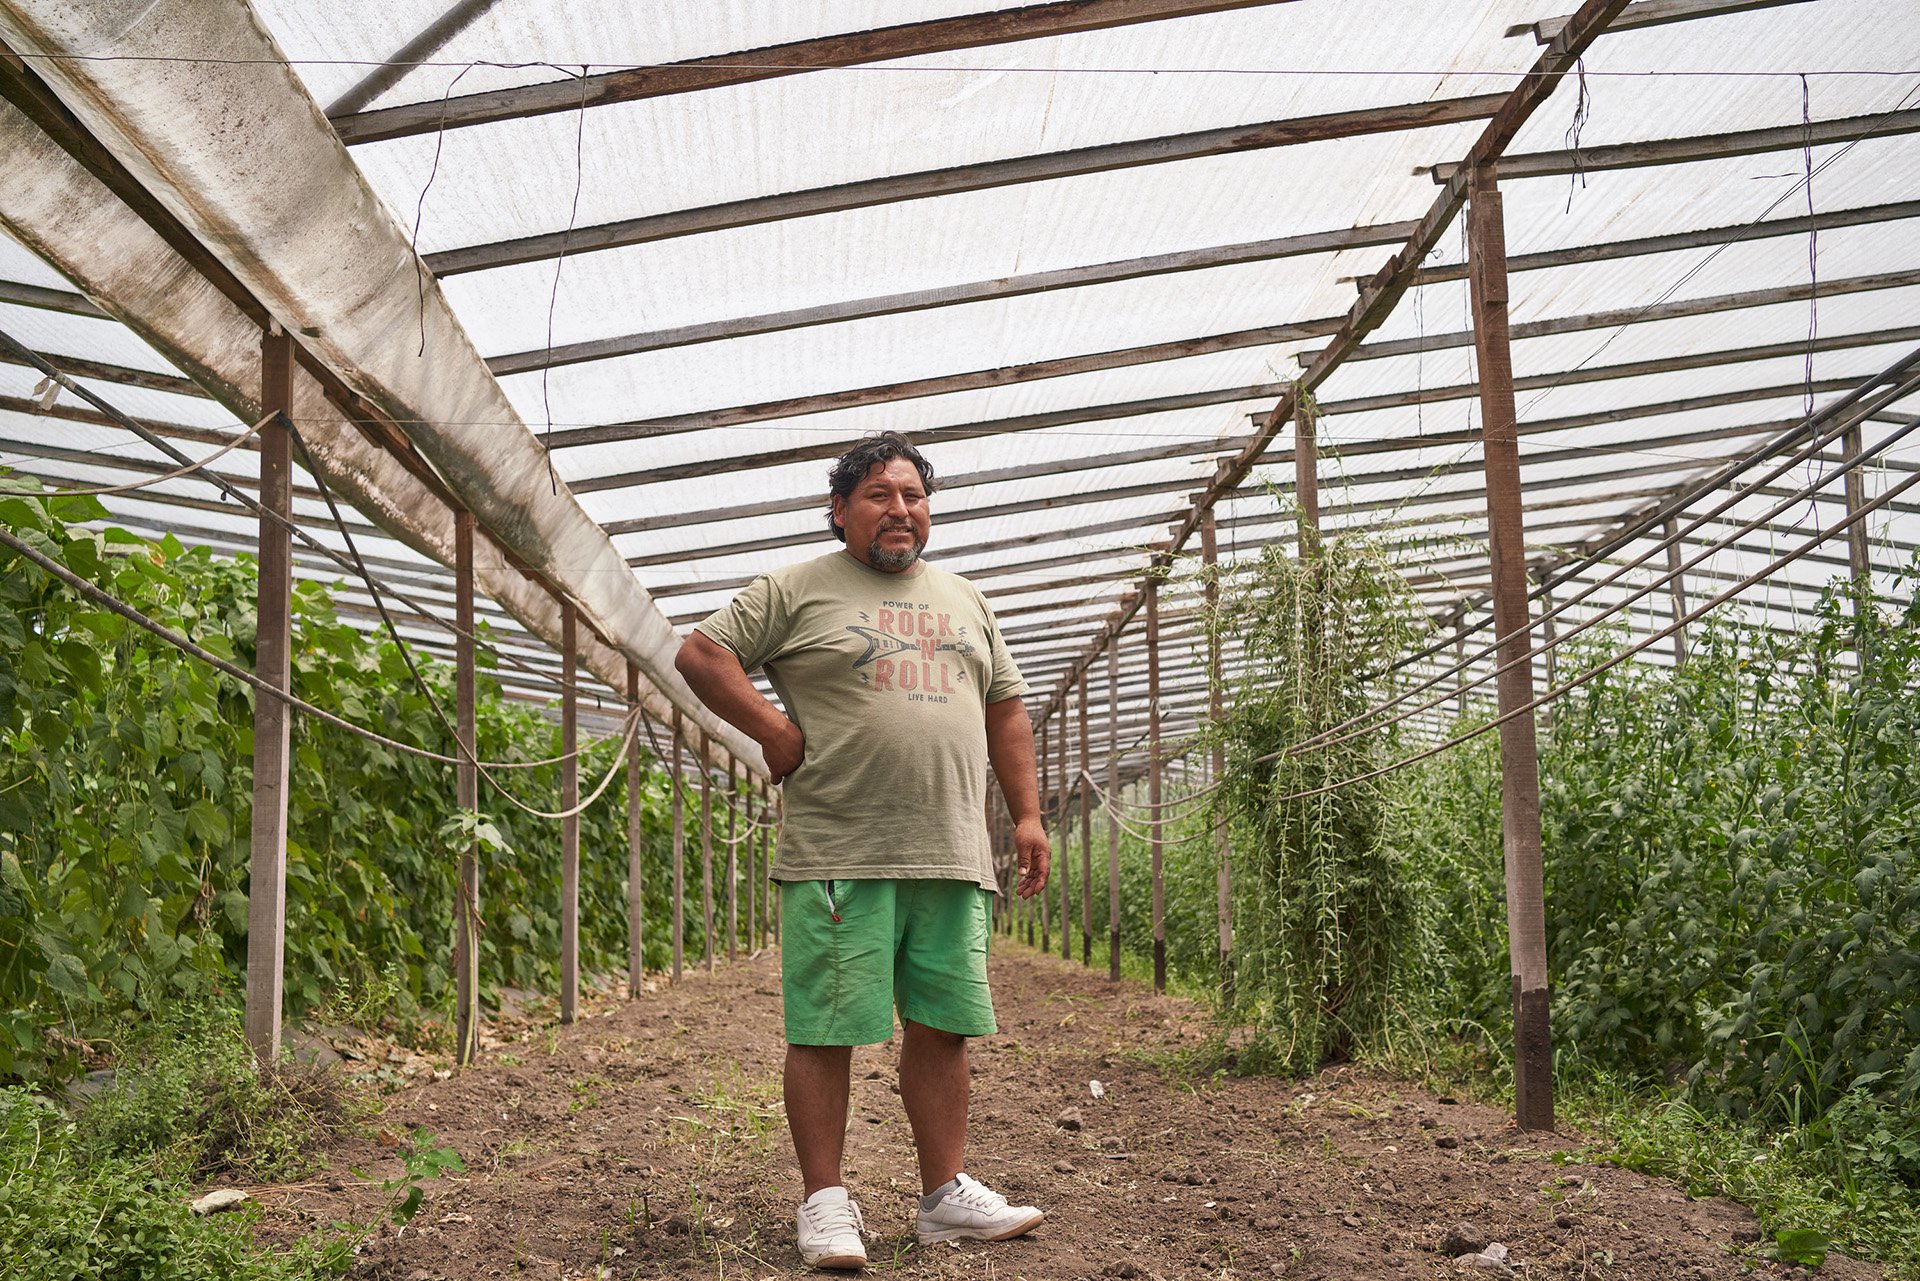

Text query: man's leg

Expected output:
[898,1019,968,1193]
[785,1043,853,1196]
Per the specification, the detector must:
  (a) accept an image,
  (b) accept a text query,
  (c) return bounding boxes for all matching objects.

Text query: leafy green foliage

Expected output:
[0,997,360,1281]
[1560,1071,1920,1278]
[1197,528,1428,1073]
[1,484,750,1081]
[76,999,351,1182]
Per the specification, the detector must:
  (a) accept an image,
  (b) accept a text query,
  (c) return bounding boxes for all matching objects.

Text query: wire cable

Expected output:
[1273,376,1920,762]
[0,324,613,703]
[1267,448,1920,803]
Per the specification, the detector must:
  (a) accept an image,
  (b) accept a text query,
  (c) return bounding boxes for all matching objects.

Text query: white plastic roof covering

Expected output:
[2,0,1916,765]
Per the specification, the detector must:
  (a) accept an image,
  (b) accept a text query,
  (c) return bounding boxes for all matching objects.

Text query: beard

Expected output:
[866,525,925,572]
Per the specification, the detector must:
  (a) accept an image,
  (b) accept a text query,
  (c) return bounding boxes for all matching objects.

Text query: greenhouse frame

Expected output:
[2,0,1916,1137]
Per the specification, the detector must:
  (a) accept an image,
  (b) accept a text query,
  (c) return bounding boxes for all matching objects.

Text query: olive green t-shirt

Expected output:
[693,550,1027,891]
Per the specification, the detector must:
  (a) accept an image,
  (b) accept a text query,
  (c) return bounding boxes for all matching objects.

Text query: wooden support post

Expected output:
[560,604,579,1024]
[725,754,738,963]
[745,791,757,955]
[771,792,782,946]
[1540,585,1558,732]
[1844,423,1872,584]
[1665,517,1689,666]
[1843,422,1874,651]
[1147,579,1166,994]
[245,327,295,1065]
[625,663,645,998]
[1295,396,1320,558]
[1058,693,1072,961]
[670,711,685,981]
[1202,508,1232,1001]
[453,511,480,1063]
[1453,610,1470,719]
[700,732,714,972]
[1107,635,1122,981]
[1468,164,1554,1132]
[1078,676,1092,967]
[1038,720,1051,955]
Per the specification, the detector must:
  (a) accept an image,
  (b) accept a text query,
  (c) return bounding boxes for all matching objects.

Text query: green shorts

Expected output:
[780,878,996,1046]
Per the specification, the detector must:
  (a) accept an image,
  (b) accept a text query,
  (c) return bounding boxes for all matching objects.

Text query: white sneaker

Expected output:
[795,1186,868,1270]
[915,1172,1045,1245]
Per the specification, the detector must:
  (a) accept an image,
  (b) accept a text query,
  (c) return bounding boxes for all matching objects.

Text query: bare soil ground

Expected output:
[246,944,1878,1281]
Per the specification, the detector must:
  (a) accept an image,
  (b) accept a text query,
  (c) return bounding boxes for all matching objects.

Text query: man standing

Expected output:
[675,432,1051,1270]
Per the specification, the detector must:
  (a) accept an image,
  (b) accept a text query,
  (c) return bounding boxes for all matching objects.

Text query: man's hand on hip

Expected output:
[1013,817,1050,899]
[761,718,806,784]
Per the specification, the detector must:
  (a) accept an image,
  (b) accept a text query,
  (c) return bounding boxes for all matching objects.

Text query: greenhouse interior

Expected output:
[1,1,1917,1278]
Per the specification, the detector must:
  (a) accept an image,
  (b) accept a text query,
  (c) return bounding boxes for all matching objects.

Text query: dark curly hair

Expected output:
[825,432,936,542]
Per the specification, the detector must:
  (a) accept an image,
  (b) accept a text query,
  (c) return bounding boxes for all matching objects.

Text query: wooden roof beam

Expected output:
[567,265,1920,493]
[1428,106,1920,184]
[1515,0,1816,43]
[427,92,1505,275]
[333,1,1299,145]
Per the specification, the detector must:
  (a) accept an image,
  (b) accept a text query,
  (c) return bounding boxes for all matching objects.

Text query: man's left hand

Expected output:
[1013,817,1050,899]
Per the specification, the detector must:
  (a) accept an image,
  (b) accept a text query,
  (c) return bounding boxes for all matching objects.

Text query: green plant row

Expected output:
[1,485,769,1081]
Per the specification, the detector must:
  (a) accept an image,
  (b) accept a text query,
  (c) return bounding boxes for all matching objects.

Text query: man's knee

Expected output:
[903,1019,967,1048]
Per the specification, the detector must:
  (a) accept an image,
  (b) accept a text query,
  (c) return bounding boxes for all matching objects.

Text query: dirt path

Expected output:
[252,945,1874,1280]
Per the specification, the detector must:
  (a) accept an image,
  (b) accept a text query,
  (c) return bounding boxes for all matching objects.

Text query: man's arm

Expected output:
[985,696,1050,898]
[675,632,805,783]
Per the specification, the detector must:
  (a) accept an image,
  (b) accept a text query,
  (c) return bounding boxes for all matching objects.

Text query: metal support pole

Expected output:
[625,663,645,998]
[671,710,685,981]
[560,604,579,1024]
[1202,508,1232,1001]
[453,511,480,1063]
[725,754,738,963]
[1058,694,1071,961]
[1295,396,1320,558]
[1147,579,1166,994]
[1107,635,1122,981]
[1468,164,1554,1132]
[1665,517,1689,666]
[244,326,294,1065]
[700,731,715,972]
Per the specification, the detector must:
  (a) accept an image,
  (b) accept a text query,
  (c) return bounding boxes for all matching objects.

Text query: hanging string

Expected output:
[1563,55,1591,213]
[541,65,592,496]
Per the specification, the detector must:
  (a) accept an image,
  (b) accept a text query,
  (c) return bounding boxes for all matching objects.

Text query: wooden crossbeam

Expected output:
[1429,107,1920,184]
[427,93,1504,275]
[333,1,1298,145]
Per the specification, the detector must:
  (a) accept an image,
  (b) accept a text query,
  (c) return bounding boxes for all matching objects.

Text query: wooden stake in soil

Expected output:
[725,752,738,963]
[625,662,645,998]
[745,791,756,953]
[244,326,294,1065]
[700,731,714,972]
[1039,719,1051,955]
[671,710,685,981]
[560,603,580,1025]
[453,511,480,1062]
[1202,507,1232,1002]
[1468,163,1554,1132]
[1058,691,1072,961]
[1107,634,1122,981]
[1078,676,1093,967]
[1147,578,1166,994]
